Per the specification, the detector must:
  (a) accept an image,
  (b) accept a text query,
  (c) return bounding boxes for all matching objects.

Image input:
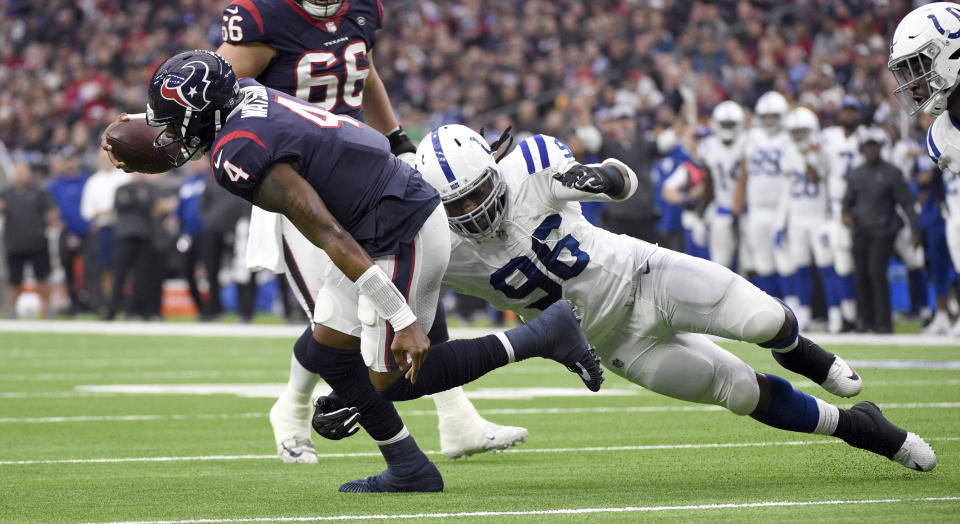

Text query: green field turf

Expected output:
[1,330,958,523]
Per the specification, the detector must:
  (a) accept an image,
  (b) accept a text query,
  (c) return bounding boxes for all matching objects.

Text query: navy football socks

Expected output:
[379,335,508,401]
[294,337,405,442]
[339,435,443,493]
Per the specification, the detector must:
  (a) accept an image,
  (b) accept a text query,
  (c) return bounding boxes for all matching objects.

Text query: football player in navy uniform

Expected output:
[212,0,529,463]
[126,50,603,493]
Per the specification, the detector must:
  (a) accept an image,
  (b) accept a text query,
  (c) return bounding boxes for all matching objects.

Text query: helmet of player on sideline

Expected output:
[710,101,745,143]
[146,50,243,167]
[298,0,346,18]
[416,125,507,240]
[754,91,789,135]
[785,106,820,146]
[888,2,960,117]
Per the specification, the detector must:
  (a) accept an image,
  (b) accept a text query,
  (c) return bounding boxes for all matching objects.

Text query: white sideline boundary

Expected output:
[74,496,960,523]
[4,402,960,424]
[3,437,957,466]
[3,319,960,346]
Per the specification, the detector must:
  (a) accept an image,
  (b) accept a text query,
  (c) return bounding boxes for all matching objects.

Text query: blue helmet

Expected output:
[146,50,242,167]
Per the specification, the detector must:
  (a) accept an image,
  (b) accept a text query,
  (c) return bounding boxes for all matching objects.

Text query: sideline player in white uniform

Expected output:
[889,2,960,335]
[781,107,840,332]
[698,101,747,270]
[820,97,863,331]
[734,92,799,306]
[408,124,936,472]
[215,0,529,462]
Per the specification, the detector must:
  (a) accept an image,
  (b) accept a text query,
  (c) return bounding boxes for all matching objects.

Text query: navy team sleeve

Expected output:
[220,0,267,44]
[210,131,273,203]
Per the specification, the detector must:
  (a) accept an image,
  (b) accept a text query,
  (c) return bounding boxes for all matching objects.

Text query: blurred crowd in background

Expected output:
[0,0,950,329]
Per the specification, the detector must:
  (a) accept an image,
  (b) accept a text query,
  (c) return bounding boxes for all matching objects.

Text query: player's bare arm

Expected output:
[215,42,275,78]
[252,161,431,382]
[359,54,399,135]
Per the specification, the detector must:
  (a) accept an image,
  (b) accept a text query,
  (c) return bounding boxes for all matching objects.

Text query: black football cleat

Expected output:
[841,401,936,471]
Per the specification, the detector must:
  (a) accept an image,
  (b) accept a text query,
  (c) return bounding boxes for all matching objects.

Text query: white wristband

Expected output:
[355,265,417,331]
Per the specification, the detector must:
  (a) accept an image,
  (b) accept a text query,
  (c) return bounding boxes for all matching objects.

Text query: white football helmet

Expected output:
[416,125,507,239]
[711,101,745,142]
[754,91,789,134]
[298,0,345,18]
[785,107,820,146]
[888,2,960,116]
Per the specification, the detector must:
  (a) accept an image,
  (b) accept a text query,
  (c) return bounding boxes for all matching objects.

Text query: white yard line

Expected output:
[3,319,960,346]
[72,496,960,523]
[4,402,960,424]
[3,437,957,466]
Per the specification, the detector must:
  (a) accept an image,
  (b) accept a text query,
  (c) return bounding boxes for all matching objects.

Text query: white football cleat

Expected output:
[820,356,862,397]
[923,311,951,335]
[893,432,937,472]
[278,437,319,464]
[439,419,529,460]
[270,397,317,463]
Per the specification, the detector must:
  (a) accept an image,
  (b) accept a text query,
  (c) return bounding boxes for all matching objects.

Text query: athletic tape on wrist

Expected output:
[355,265,417,331]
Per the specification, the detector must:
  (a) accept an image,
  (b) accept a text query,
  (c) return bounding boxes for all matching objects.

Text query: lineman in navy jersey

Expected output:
[122,50,602,493]
[215,0,529,462]
[418,124,936,473]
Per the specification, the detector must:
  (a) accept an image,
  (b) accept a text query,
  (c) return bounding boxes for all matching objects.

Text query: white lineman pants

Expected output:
[746,207,794,276]
[593,244,788,416]
[828,219,855,276]
[788,218,833,268]
[280,204,450,372]
[709,210,737,269]
[947,219,960,273]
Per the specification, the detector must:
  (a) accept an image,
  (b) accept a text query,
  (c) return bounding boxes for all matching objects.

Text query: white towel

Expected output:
[245,206,285,273]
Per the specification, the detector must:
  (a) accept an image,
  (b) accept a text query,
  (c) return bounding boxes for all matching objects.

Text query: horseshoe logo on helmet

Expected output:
[160,60,213,111]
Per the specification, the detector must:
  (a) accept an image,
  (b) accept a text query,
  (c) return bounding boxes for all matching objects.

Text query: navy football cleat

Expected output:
[339,460,444,493]
[527,301,604,392]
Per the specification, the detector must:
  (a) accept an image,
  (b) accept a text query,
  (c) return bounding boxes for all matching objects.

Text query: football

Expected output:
[103,115,177,174]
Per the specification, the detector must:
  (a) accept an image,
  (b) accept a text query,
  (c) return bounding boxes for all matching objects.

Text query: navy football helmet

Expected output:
[147,50,243,167]
[298,0,346,18]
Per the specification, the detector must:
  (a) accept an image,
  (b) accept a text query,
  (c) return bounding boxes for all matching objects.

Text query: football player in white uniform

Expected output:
[699,101,747,270]
[781,107,839,332]
[734,92,800,307]
[410,124,936,472]
[819,97,862,332]
[889,2,960,335]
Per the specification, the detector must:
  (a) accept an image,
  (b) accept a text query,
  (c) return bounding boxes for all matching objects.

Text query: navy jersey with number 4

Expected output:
[210,79,439,257]
[221,0,382,120]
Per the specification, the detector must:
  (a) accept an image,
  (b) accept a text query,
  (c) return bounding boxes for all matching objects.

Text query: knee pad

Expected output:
[292,325,319,372]
[757,299,798,350]
[723,366,761,416]
[726,278,789,344]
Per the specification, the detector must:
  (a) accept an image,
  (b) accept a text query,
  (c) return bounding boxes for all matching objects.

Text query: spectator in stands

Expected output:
[47,150,91,315]
[842,127,920,334]
[0,162,55,317]
[80,149,131,313]
[580,105,660,243]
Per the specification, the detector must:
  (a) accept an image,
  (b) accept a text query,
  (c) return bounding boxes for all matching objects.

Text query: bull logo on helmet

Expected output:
[160,60,213,111]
